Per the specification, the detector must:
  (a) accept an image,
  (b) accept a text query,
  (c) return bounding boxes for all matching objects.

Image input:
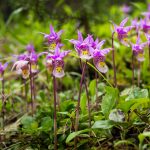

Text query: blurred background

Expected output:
[0,0,150,87]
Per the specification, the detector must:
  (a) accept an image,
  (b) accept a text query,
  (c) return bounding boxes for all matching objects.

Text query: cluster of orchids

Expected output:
[1,4,150,149]
[113,4,150,87]
[70,31,112,73]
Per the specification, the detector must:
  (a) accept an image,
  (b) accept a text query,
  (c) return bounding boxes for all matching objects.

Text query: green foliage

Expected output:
[92,120,114,129]
[66,129,90,143]
[101,87,119,118]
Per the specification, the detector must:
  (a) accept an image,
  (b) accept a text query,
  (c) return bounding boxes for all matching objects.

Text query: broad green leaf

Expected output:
[92,120,114,129]
[66,129,90,143]
[117,100,136,113]
[80,92,87,114]
[89,79,96,96]
[101,87,118,118]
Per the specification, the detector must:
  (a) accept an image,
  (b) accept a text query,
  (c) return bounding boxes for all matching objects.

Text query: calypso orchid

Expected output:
[0,62,8,80]
[69,31,93,60]
[12,60,29,79]
[42,25,63,50]
[142,4,150,19]
[140,18,150,33]
[131,34,147,62]
[113,17,133,46]
[121,4,131,15]
[12,44,46,79]
[92,40,112,73]
[46,44,70,78]
[132,18,140,33]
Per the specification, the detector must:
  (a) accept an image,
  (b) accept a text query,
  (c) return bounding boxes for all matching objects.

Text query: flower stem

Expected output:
[80,59,91,128]
[53,75,57,150]
[23,79,28,112]
[1,72,5,130]
[149,44,150,70]
[29,63,34,116]
[112,32,117,87]
[132,51,135,87]
[138,62,141,87]
[74,61,87,149]
[32,74,36,110]
[95,72,98,107]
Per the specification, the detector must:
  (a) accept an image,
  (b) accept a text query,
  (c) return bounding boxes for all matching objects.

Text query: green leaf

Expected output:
[89,79,96,96]
[114,140,138,149]
[80,92,87,114]
[130,98,150,111]
[92,120,114,129]
[138,132,150,149]
[125,88,149,101]
[101,87,118,118]
[66,129,90,143]
[117,100,136,113]
[21,116,34,128]
[118,98,150,112]
[40,117,53,131]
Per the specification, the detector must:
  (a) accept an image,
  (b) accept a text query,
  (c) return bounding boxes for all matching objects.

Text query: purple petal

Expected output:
[54,45,60,56]
[3,62,8,70]
[120,17,129,27]
[89,47,94,56]
[84,34,93,44]
[57,30,63,37]
[95,38,99,45]
[96,40,106,49]
[124,26,134,32]
[50,25,55,34]
[38,52,49,57]
[140,42,148,48]
[101,48,112,55]
[60,50,71,58]
[113,24,119,32]
[69,39,80,45]
[77,30,83,42]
